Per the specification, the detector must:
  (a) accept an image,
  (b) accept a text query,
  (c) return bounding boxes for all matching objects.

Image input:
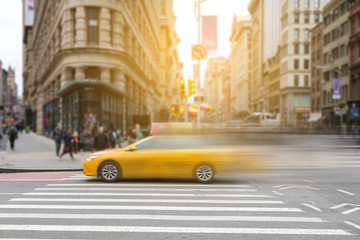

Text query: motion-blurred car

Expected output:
[83,135,267,183]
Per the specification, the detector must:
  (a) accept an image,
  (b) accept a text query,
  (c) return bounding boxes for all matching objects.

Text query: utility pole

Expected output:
[194,0,206,125]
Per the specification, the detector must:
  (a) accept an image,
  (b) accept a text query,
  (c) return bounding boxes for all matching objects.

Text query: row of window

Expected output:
[294,28,310,40]
[294,0,321,9]
[294,75,310,87]
[294,43,310,54]
[311,97,321,112]
[294,59,310,70]
[323,44,349,64]
[322,64,349,81]
[323,2,349,27]
[294,12,321,24]
[322,85,349,105]
[294,94,310,106]
[323,21,349,46]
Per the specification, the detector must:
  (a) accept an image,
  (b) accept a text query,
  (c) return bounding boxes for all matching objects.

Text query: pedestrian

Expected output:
[52,124,63,156]
[116,129,123,148]
[59,127,74,160]
[127,127,136,144]
[8,126,18,151]
[108,124,116,148]
[72,127,79,153]
[134,123,144,141]
[93,126,109,152]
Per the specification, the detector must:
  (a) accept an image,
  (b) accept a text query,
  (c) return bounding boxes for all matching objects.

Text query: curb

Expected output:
[0,168,82,173]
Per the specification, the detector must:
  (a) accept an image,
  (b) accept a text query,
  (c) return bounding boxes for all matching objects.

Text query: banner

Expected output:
[202,16,217,51]
[332,78,341,99]
[24,0,35,26]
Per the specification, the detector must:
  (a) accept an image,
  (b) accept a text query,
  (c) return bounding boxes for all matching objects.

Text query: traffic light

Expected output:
[179,79,186,98]
[188,79,196,96]
[171,103,180,116]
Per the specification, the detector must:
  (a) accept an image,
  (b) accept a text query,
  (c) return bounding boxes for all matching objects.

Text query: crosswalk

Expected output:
[0,175,357,239]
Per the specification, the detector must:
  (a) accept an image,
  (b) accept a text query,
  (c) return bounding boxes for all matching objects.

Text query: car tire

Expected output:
[99,161,121,182]
[194,164,215,183]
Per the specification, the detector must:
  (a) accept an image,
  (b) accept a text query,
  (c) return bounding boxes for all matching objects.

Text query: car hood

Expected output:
[90,148,125,156]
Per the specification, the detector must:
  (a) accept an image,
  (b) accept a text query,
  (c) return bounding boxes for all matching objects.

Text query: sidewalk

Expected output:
[0,132,90,171]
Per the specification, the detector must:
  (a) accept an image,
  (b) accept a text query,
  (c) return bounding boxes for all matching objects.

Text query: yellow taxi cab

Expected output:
[83,134,267,183]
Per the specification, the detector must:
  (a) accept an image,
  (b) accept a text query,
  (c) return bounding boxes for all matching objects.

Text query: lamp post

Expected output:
[194,0,207,125]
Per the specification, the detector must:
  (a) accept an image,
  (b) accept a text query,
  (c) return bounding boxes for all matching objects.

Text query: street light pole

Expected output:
[195,0,206,125]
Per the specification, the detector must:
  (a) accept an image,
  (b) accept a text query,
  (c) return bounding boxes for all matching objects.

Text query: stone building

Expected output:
[349,0,360,106]
[204,57,227,122]
[321,0,350,126]
[229,16,251,119]
[31,0,180,144]
[280,0,327,125]
[220,60,231,122]
[248,0,281,113]
[310,23,323,115]
[265,48,281,114]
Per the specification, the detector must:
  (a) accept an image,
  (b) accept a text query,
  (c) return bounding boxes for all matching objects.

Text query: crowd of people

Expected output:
[53,123,147,160]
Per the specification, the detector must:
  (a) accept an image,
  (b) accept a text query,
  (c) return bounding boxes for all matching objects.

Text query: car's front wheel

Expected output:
[194,164,214,183]
[99,161,121,182]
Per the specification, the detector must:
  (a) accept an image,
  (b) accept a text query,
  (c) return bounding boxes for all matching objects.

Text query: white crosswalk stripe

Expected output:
[0,180,355,238]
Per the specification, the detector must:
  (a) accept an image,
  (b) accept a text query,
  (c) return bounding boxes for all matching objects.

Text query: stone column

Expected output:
[36,89,44,135]
[112,11,123,49]
[75,7,87,47]
[101,67,111,82]
[61,9,73,48]
[60,67,73,88]
[113,68,126,92]
[75,67,85,80]
[99,8,111,47]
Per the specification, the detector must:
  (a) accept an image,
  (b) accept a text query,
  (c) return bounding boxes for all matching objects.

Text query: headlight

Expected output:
[84,155,99,161]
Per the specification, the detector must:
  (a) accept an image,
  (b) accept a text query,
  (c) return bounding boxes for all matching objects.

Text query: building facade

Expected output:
[266,48,281,114]
[248,0,281,113]
[229,16,252,119]
[220,60,231,122]
[280,0,327,125]
[204,57,227,122]
[31,0,180,145]
[310,23,323,114]
[349,0,360,107]
[321,0,350,126]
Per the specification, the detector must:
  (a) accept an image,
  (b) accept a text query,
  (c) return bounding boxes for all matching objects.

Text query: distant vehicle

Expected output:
[83,135,267,183]
[226,112,280,131]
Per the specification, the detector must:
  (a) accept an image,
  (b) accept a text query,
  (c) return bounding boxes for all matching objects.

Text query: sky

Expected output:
[0,0,251,97]
[173,0,251,88]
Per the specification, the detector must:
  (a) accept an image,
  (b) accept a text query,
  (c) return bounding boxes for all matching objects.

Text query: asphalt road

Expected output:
[0,167,359,240]
[0,134,360,239]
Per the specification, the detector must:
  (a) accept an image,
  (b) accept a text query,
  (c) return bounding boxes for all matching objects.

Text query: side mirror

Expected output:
[129,146,136,151]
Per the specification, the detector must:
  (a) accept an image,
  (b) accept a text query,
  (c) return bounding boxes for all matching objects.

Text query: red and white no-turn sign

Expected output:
[191,44,207,60]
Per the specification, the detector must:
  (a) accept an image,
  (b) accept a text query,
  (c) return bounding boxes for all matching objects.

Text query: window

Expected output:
[294,94,300,105]
[302,95,310,105]
[87,8,99,44]
[294,29,299,40]
[340,44,345,57]
[294,13,300,24]
[304,29,310,40]
[304,59,309,69]
[304,43,309,54]
[294,75,299,86]
[305,0,310,8]
[304,75,309,86]
[294,43,299,54]
[295,0,300,9]
[304,13,310,23]
[315,0,320,8]
[294,59,299,69]
[314,13,320,23]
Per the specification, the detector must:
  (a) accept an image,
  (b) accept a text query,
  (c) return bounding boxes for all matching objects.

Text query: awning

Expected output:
[319,115,328,121]
[307,113,321,122]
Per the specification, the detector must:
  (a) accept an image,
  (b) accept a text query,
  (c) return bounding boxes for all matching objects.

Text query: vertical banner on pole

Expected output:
[202,15,218,55]
[332,78,341,99]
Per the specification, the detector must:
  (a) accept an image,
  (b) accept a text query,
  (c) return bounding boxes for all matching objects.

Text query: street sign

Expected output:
[194,96,204,103]
[191,44,207,60]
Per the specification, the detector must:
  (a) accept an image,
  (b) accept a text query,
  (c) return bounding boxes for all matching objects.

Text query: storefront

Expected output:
[43,99,60,136]
[59,80,126,150]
